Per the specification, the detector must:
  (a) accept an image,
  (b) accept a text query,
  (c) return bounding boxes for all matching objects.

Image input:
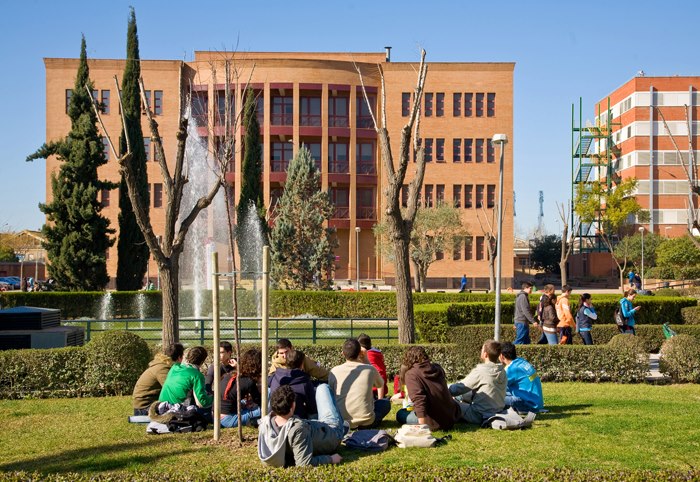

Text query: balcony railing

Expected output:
[357,162,376,175]
[192,113,208,127]
[328,116,349,128]
[300,114,322,127]
[333,206,350,219]
[271,113,293,126]
[356,116,374,129]
[271,160,291,172]
[329,161,349,174]
[357,206,376,220]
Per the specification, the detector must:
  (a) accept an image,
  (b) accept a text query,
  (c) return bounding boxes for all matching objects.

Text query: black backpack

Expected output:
[614,302,627,327]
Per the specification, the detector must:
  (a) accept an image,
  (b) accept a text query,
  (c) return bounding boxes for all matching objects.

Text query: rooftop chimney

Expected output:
[384,46,392,62]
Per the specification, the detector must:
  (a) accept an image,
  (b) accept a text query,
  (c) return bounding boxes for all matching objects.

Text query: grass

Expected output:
[1,383,699,480]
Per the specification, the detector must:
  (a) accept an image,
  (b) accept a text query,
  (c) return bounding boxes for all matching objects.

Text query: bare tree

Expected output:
[476,203,508,293]
[92,77,223,346]
[558,202,580,287]
[357,50,428,344]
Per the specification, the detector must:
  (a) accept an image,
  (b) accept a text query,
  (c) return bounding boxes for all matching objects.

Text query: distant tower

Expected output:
[537,191,544,235]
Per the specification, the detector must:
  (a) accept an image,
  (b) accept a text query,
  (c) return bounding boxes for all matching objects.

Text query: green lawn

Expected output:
[1,383,699,481]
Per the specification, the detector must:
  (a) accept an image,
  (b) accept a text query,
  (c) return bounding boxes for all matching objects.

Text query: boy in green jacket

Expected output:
[159,346,213,422]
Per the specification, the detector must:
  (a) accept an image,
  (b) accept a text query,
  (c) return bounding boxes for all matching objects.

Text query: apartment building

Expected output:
[44,51,514,289]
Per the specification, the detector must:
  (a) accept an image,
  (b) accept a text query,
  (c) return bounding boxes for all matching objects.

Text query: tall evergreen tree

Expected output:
[116,7,149,290]
[237,89,266,272]
[27,36,114,290]
[270,146,336,289]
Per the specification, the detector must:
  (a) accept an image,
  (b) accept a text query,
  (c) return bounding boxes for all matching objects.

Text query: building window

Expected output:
[91,89,99,106]
[453,185,462,208]
[436,138,445,162]
[453,236,462,260]
[65,89,73,114]
[144,137,151,161]
[435,250,444,261]
[101,137,110,161]
[357,187,375,219]
[425,184,434,208]
[465,184,473,208]
[153,183,163,208]
[215,91,234,126]
[270,187,284,208]
[154,90,163,115]
[271,95,293,126]
[424,138,433,162]
[487,93,496,117]
[436,93,444,117]
[465,139,473,162]
[100,189,110,208]
[476,185,484,208]
[328,96,349,127]
[357,95,375,128]
[476,93,484,117]
[300,96,321,126]
[308,142,322,171]
[465,236,473,261]
[436,184,445,204]
[487,139,495,163]
[476,139,484,163]
[256,95,264,124]
[453,93,462,117]
[465,93,473,117]
[143,90,152,114]
[425,93,433,117]
[476,236,485,261]
[328,142,349,173]
[402,184,409,208]
[101,90,110,114]
[192,91,208,127]
[453,138,461,162]
[487,184,496,208]
[331,187,350,218]
[356,141,376,174]
[402,92,411,117]
[271,141,293,172]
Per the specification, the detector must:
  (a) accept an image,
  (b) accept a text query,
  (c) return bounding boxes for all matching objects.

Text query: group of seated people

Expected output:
[132,335,543,467]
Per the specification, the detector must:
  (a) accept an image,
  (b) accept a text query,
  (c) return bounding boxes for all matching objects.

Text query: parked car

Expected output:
[0,281,10,292]
[0,277,20,290]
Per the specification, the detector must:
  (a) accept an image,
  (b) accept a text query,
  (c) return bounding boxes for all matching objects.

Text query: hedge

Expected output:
[659,334,700,383]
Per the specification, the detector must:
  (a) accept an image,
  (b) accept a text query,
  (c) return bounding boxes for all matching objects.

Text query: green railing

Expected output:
[64,317,399,345]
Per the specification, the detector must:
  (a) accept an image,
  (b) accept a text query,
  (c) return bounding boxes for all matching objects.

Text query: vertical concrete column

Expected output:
[649,85,655,233]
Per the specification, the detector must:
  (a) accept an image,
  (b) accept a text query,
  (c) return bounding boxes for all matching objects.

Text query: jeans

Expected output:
[536,331,548,344]
[133,408,149,416]
[579,330,593,345]
[544,332,559,345]
[505,393,537,413]
[448,382,473,403]
[396,408,419,425]
[220,407,261,428]
[358,398,392,429]
[559,327,573,345]
[308,383,345,440]
[514,323,531,345]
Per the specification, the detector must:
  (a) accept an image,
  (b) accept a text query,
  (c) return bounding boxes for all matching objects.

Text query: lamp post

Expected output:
[355,227,361,291]
[492,134,508,341]
[638,226,645,290]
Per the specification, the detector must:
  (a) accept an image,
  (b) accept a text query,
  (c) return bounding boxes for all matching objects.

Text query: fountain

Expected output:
[98,291,112,330]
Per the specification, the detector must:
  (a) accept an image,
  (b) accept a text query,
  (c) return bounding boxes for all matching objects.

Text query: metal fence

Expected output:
[64,317,399,345]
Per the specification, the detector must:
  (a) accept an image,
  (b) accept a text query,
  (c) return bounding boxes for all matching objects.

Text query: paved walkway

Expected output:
[646,353,670,383]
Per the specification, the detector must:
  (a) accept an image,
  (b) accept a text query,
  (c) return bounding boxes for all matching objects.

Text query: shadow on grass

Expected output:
[0,438,197,474]
[537,403,593,420]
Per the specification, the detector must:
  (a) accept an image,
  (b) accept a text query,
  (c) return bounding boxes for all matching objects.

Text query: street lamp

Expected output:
[355,227,361,291]
[492,133,508,341]
[638,226,645,290]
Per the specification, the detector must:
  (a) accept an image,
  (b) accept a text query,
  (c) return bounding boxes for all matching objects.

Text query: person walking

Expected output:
[540,293,560,345]
[513,282,537,345]
[556,285,575,345]
[459,274,468,293]
[575,293,596,345]
[619,289,641,335]
[535,284,555,344]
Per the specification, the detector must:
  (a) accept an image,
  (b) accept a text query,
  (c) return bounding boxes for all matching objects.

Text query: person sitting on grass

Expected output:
[499,342,543,413]
[269,349,317,419]
[221,348,263,428]
[132,343,184,416]
[329,338,390,429]
[269,338,329,381]
[396,346,462,431]
[205,341,237,396]
[357,333,387,399]
[258,385,344,467]
[159,346,213,423]
[449,340,507,425]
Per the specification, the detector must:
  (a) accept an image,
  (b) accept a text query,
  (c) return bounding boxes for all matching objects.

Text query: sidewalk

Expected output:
[646,353,670,383]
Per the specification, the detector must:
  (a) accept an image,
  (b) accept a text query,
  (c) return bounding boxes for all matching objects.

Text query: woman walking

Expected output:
[619,289,641,335]
[575,293,596,345]
[556,285,575,345]
[541,293,560,345]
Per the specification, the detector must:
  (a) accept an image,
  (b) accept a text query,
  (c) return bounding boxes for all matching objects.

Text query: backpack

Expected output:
[614,301,627,327]
[482,408,536,430]
[343,429,392,452]
[394,424,441,448]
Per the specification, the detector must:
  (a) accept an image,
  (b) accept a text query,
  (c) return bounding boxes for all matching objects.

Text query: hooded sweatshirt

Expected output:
[404,361,462,431]
[269,353,329,381]
[132,353,174,410]
[159,362,213,408]
[258,414,340,467]
[458,360,507,418]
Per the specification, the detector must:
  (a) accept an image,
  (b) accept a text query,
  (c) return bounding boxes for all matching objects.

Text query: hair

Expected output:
[544,284,555,294]
[270,385,296,416]
[238,348,262,378]
[286,349,305,370]
[521,281,533,289]
[482,340,502,363]
[220,341,233,353]
[342,338,362,360]
[402,346,430,369]
[579,293,592,306]
[164,343,185,362]
[276,338,293,350]
[562,284,572,293]
[357,333,372,350]
[500,342,516,361]
[624,289,637,297]
[186,346,208,366]
[548,293,558,306]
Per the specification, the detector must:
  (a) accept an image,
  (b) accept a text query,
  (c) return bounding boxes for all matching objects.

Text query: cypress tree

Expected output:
[116,7,150,290]
[269,146,336,289]
[27,36,114,291]
[237,89,266,272]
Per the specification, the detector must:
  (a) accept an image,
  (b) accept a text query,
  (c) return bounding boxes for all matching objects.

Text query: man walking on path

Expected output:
[459,274,468,293]
[513,282,537,345]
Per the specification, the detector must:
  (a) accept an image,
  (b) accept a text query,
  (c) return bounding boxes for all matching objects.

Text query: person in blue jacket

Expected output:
[498,342,543,413]
[627,270,636,290]
[619,289,641,335]
[575,293,597,345]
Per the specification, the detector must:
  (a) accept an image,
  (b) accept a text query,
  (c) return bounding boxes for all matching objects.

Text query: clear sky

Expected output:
[1,0,698,236]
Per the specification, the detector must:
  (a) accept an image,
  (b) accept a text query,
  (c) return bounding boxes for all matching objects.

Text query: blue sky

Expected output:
[1,0,698,236]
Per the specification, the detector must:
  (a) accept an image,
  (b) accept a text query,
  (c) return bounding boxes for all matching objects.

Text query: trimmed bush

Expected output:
[659,334,700,383]
[681,306,700,324]
[84,331,151,395]
[607,333,648,354]
[654,288,682,297]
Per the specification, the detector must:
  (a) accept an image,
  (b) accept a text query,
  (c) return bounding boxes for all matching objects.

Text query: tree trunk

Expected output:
[394,236,415,344]
[411,259,421,292]
[488,258,495,293]
[559,260,567,287]
[159,259,179,346]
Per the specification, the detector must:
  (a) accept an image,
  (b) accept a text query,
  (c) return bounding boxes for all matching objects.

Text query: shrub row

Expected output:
[660,334,700,383]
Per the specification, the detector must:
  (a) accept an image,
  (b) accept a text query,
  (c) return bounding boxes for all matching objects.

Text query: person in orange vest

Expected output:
[556,285,575,345]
